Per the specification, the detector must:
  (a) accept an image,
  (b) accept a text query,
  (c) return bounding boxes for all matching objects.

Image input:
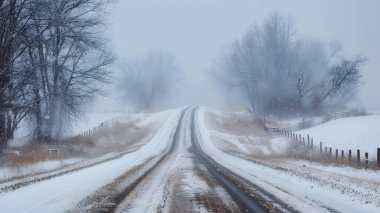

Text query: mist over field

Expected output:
[91,0,380,112]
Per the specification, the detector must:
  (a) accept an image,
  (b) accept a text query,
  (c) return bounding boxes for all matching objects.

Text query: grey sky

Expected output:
[103,0,380,110]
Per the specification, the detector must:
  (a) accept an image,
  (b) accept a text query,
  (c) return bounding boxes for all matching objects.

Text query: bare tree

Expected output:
[0,0,114,147]
[318,56,365,104]
[0,0,35,148]
[212,13,299,116]
[212,12,366,117]
[25,0,114,142]
[118,50,181,110]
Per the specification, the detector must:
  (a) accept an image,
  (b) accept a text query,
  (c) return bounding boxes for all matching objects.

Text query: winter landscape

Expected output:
[1,1,379,213]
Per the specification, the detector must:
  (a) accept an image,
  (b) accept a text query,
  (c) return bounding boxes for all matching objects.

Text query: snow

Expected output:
[124,108,237,212]
[1,109,174,182]
[0,158,82,180]
[297,114,380,159]
[204,108,292,156]
[123,109,194,212]
[0,108,183,213]
[197,107,380,212]
[285,159,380,183]
[1,107,379,212]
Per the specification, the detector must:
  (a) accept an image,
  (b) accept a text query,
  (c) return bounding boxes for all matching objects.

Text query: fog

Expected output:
[94,0,380,111]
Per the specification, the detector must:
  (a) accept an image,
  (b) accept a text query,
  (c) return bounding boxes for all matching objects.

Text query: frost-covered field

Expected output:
[297,113,380,159]
[200,107,380,212]
[0,109,175,182]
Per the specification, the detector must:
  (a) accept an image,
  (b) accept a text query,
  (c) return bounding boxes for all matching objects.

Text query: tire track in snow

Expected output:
[122,107,242,212]
[191,107,296,213]
[69,108,188,212]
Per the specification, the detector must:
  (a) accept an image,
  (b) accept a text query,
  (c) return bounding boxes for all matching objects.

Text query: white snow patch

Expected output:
[297,114,380,159]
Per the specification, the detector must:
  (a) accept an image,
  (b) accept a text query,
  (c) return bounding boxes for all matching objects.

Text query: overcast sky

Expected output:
[99,0,380,110]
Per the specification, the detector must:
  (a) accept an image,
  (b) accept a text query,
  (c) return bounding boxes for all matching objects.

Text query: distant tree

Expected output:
[212,12,365,117]
[118,50,181,110]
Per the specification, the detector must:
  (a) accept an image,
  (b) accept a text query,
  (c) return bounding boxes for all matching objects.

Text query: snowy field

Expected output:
[297,113,380,159]
[199,107,380,212]
[0,109,176,182]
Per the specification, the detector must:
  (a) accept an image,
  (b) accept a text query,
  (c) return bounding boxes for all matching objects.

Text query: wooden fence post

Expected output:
[357,150,360,164]
[329,147,332,157]
[311,138,313,150]
[365,152,369,167]
[320,142,322,153]
[307,134,310,147]
[341,150,344,161]
[377,148,380,166]
[349,150,352,163]
[335,149,338,160]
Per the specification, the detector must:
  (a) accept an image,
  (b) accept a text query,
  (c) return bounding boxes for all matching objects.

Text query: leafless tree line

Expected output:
[212,13,366,117]
[0,0,114,148]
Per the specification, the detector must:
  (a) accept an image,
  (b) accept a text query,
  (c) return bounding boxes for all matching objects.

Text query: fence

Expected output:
[268,128,380,169]
[75,116,126,138]
[279,110,368,132]
[265,110,379,169]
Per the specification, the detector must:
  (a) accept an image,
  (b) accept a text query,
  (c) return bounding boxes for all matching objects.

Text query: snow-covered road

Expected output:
[0,107,379,213]
[0,109,183,213]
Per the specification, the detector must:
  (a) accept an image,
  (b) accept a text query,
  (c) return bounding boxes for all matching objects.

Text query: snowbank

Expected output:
[297,114,380,159]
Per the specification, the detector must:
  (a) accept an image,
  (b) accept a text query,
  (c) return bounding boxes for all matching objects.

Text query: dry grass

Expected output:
[204,110,293,158]
[2,150,57,167]
[204,110,380,170]
[283,142,380,170]
[205,111,265,136]
[0,137,95,167]
[0,118,152,168]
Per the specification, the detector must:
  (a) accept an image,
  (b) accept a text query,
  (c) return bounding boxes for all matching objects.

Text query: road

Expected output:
[0,107,379,212]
